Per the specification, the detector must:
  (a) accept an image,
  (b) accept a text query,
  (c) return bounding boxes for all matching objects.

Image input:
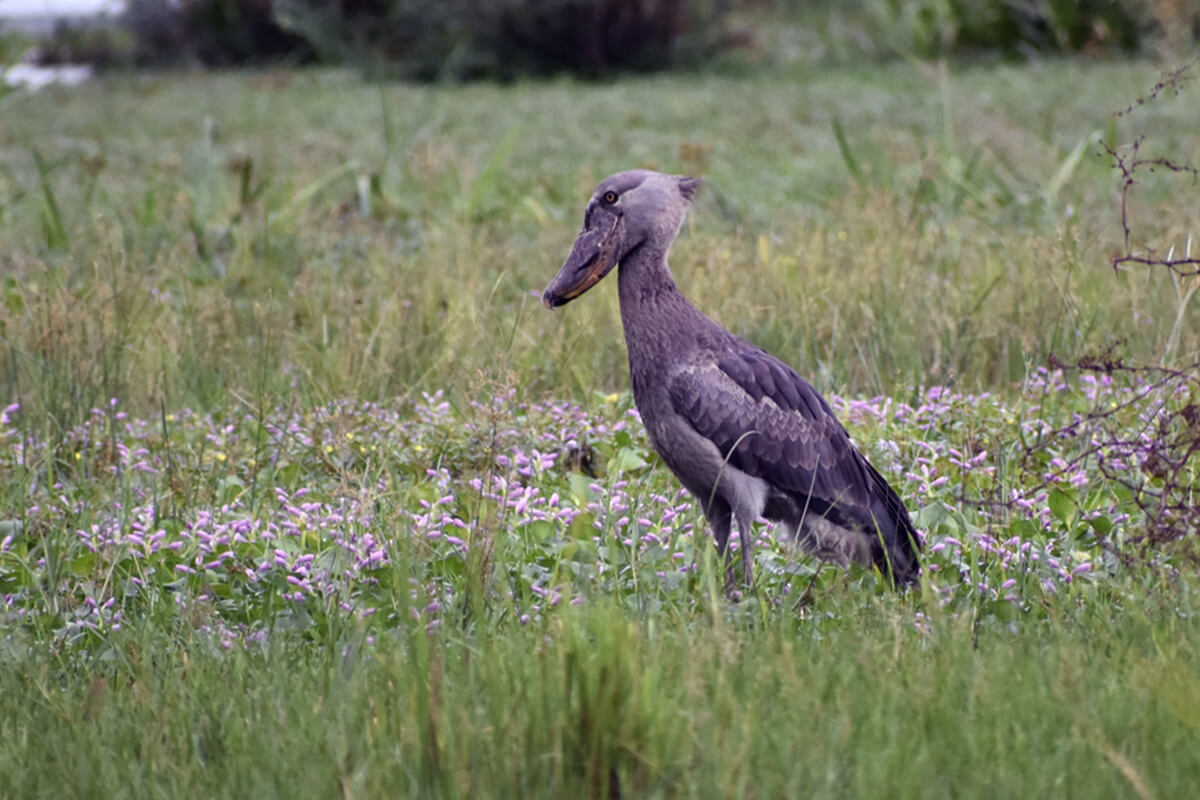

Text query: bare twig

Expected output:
[1101,60,1200,277]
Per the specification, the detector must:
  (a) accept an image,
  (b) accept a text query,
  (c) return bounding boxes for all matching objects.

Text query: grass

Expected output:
[4,597,1198,798]
[1,61,1198,424]
[1,55,1199,797]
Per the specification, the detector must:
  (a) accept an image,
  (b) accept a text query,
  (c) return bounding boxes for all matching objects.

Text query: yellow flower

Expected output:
[216,452,227,463]
[605,393,620,404]
[837,231,848,242]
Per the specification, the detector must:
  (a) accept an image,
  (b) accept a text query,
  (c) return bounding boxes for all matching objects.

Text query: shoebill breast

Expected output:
[542,169,921,588]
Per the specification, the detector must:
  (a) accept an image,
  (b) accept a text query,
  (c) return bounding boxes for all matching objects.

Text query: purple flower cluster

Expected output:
[1,365,1190,641]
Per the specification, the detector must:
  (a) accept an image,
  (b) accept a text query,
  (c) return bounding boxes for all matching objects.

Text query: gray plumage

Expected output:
[543,170,920,589]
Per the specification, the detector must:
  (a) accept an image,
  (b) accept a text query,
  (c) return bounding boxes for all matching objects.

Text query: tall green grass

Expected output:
[3,589,1198,798]
[2,62,1197,434]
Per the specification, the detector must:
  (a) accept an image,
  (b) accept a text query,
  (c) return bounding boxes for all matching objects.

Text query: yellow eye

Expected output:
[603,191,618,204]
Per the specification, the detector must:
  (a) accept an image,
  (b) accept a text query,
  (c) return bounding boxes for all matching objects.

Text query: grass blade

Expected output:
[32,148,68,250]
[831,116,864,184]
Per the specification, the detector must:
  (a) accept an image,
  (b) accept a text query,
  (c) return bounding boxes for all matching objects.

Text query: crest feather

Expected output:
[677,175,702,203]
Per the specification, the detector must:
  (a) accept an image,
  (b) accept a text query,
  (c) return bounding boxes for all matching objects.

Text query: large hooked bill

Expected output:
[542,213,623,308]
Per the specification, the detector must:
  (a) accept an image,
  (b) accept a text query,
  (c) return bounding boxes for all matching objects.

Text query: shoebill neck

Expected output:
[616,240,694,355]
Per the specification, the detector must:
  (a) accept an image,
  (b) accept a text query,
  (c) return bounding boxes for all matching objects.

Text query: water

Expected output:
[0,0,125,34]
[1,0,125,89]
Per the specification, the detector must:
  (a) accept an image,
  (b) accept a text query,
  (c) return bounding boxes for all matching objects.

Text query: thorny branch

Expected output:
[1040,353,1200,555]
[1101,60,1199,277]
[965,352,1200,565]
[970,64,1200,565]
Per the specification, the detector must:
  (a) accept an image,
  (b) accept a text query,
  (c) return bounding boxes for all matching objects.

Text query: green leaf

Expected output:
[568,513,596,541]
[526,520,556,543]
[1010,519,1040,540]
[3,276,24,314]
[610,446,648,474]
[913,502,950,532]
[1048,488,1076,526]
[71,552,97,576]
[274,462,304,487]
[568,473,592,507]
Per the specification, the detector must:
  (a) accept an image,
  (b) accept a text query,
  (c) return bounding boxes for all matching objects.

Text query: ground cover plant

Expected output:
[1,57,1199,796]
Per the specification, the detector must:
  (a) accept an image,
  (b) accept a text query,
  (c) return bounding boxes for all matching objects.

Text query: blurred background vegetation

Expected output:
[14,1,1200,78]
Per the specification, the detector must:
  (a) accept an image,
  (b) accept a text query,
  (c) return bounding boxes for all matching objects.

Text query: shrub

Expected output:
[864,0,1166,58]
[126,0,312,67]
[476,0,731,75]
[276,0,737,79]
[116,0,735,77]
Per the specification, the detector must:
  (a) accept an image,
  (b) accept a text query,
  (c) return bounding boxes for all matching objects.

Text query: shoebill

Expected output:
[542,170,921,589]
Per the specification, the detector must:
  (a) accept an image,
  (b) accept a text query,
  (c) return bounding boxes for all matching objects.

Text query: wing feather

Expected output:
[669,341,878,525]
